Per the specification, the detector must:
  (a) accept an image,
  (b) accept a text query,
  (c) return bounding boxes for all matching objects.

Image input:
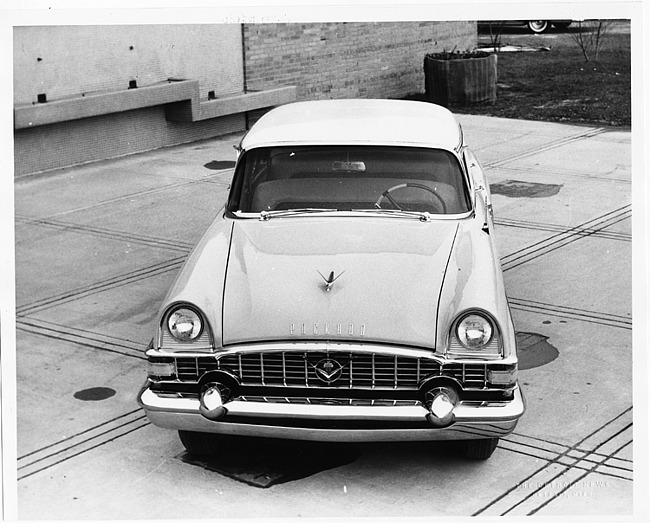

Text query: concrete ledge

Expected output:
[14,80,297,130]
[14,80,198,130]
[166,86,298,122]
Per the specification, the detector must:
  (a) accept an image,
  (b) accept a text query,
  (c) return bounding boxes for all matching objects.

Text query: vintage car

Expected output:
[478,20,573,33]
[138,99,525,460]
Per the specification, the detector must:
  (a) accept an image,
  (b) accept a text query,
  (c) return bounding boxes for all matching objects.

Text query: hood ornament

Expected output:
[317,270,345,292]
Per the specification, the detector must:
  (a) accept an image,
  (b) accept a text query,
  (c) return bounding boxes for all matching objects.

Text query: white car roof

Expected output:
[240,99,464,152]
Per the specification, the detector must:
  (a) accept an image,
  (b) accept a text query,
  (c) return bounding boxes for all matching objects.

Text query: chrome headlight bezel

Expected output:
[158,303,214,352]
[447,309,502,359]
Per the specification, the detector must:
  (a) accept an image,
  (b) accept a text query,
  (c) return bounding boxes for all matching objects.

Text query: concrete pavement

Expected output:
[11,113,639,519]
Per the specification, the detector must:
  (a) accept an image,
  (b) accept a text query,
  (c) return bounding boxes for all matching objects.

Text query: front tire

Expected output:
[527,20,549,33]
[178,430,224,455]
[459,438,499,459]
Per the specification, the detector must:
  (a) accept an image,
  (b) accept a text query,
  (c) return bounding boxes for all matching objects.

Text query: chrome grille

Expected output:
[172,351,488,389]
[219,352,441,388]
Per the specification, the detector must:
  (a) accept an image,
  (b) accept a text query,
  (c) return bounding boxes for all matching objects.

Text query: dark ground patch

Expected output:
[204,160,236,170]
[73,387,116,401]
[516,332,559,370]
[181,438,361,488]
[491,180,562,198]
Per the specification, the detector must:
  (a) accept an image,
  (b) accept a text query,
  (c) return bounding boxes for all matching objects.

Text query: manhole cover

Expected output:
[516,332,559,370]
[491,180,562,198]
[204,160,236,170]
[73,387,116,401]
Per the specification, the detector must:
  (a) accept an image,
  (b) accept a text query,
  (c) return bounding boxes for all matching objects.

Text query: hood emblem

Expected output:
[317,270,346,292]
[312,358,344,383]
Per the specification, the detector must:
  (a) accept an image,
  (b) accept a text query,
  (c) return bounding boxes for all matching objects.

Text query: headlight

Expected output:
[448,310,501,359]
[157,303,214,352]
[167,307,203,342]
[457,313,493,349]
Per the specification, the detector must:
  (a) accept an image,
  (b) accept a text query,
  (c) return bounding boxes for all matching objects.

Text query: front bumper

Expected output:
[138,384,525,442]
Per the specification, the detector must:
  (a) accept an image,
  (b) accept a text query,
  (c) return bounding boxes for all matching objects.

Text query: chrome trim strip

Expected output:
[303,355,308,387]
[232,210,474,221]
[393,355,398,389]
[151,343,433,359]
[282,352,287,387]
[148,378,512,395]
[239,396,421,407]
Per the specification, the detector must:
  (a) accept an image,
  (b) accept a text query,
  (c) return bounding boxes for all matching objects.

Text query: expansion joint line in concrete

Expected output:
[15,215,195,254]
[16,256,186,317]
[17,410,149,481]
[482,127,609,169]
[502,432,633,481]
[508,297,632,330]
[474,406,633,516]
[495,217,631,243]
[527,426,633,515]
[36,173,227,221]
[16,317,147,360]
[500,204,631,271]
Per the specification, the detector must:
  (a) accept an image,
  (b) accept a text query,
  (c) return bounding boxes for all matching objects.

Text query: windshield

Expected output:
[227,145,471,215]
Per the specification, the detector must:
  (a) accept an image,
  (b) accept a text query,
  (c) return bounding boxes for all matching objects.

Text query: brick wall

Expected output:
[243,22,477,100]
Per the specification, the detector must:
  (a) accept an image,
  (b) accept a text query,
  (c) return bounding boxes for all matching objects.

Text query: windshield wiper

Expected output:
[259,208,337,220]
[351,208,432,222]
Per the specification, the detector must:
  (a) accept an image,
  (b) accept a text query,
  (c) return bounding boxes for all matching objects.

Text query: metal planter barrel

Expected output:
[424,51,497,107]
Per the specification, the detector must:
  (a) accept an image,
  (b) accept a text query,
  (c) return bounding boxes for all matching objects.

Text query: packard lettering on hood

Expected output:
[290,322,366,336]
[138,99,525,461]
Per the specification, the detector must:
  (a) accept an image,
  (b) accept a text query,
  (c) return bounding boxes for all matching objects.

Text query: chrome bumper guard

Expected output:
[138,384,525,442]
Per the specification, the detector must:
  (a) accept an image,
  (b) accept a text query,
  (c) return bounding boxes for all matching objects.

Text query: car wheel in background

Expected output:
[459,438,500,459]
[527,20,549,33]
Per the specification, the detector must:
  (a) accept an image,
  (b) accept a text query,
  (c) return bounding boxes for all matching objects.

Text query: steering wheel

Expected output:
[375,183,447,213]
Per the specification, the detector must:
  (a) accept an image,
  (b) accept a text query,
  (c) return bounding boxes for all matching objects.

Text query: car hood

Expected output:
[222,217,459,348]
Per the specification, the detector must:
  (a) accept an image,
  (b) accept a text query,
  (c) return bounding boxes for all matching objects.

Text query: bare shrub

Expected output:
[569,19,614,62]
[484,22,505,52]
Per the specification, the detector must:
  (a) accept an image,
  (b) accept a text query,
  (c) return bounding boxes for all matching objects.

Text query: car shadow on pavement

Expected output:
[180,437,362,487]
[179,437,471,487]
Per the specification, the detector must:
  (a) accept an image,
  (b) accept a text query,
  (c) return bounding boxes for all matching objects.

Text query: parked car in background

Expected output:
[479,20,573,33]
[137,99,526,460]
